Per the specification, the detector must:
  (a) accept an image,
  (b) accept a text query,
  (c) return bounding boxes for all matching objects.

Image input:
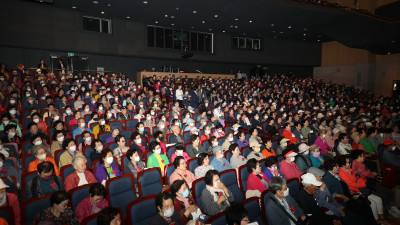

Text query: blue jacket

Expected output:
[190,91,200,109]
[309,154,324,168]
[210,158,232,172]
[322,171,345,198]
[381,148,400,167]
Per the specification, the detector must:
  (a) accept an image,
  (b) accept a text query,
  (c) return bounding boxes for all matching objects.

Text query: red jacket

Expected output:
[64,171,98,192]
[352,160,375,181]
[338,168,366,193]
[281,129,299,145]
[247,172,268,193]
[279,160,303,181]
[4,193,20,225]
[75,196,109,222]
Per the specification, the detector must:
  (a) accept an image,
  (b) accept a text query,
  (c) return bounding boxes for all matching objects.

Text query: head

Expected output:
[324,158,339,174]
[37,161,54,179]
[89,183,107,205]
[115,135,126,147]
[197,153,210,167]
[97,207,121,225]
[50,191,71,214]
[269,177,288,198]
[31,145,47,161]
[246,158,261,175]
[337,156,351,170]
[338,133,349,144]
[100,148,113,164]
[72,156,87,174]
[204,170,221,187]
[62,139,76,152]
[226,204,250,225]
[155,193,175,218]
[171,180,189,199]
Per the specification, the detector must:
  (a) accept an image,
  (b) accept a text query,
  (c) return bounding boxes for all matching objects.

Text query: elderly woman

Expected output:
[263,156,286,182]
[200,170,234,216]
[34,190,79,224]
[169,156,196,187]
[51,130,65,157]
[194,153,215,179]
[309,144,325,168]
[74,95,84,110]
[75,183,109,222]
[170,180,201,225]
[64,156,97,192]
[187,135,207,158]
[0,153,21,188]
[112,135,129,165]
[210,146,233,172]
[314,129,334,159]
[171,142,191,163]
[247,141,266,161]
[124,148,146,185]
[229,143,247,168]
[28,144,60,176]
[131,132,148,154]
[81,104,92,119]
[106,126,121,146]
[149,192,182,224]
[157,120,168,141]
[207,136,218,154]
[275,137,289,155]
[279,149,303,181]
[94,148,122,185]
[246,158,269,193]
[221,130,234,151]
[59,139,85,168]
[201,125,212,142]
[154,131,167,154]
[147,141,170,174]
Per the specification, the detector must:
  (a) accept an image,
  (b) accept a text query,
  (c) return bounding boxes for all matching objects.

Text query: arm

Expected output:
[200,189,225,215]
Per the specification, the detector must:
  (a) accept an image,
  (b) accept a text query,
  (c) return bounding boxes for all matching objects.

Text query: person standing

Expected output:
[176,84,183,107]
[190,87,200,113]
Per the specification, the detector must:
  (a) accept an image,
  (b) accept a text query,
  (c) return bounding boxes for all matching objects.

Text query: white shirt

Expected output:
[176,89,183,100]
[77,172,89,187]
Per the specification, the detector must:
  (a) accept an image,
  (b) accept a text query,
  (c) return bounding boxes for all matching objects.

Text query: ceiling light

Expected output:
[176,8,179,10]
[288,26,291,28]
[40,0,43,2]
[171,16,175,18]
[274,36,276,38]
[243,33,246,35]
[191,27,194,28]
[230,25,233,27]
[392,41,395,43]
[303,39,306,40]
[93,1,98,3]
[280,32,283,33]
[202,21,205,23]
[388,52,391,54]
[235,18,238,20]
[318,40,320,42]
[155,21,158,23]
[215,15,218,17]
[171,24,174,25]
[209,29,212,31]
[249,21,252,23]
[271,24,274,26]
[107,4,111,6]
[72,6,76,8]
[304,28,307,30]
[143,1,148,4]
[126,16,130,18]
[273,31,275,32]
[101,12,104,14]
[259,35,261,36]
[304,34,306,36]
[235,26,238,28]
[165,15,168,17]
[223,31,225,32]
[193,11,197,13]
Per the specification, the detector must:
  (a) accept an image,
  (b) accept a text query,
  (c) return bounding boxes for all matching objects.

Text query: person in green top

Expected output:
[0,113,22,137]
[367,127,384,150]
[359,129,377,155]
[147,140,169,175]
[300,120,311,141]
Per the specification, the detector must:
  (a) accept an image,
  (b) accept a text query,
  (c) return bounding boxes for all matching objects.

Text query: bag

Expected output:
[355,173,375,196]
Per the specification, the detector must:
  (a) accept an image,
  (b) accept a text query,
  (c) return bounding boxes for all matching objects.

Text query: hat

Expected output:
[186,118,195,125]
[110,125,122,134]
[0,179,9,189]
[338,126,346,132]
[112,103,118,106]
[279,138,290,144]
[332,128,340,135]
[284,150,297,158]
[232,124,241,129]
[121,106,127,110]
[298,110,304,113]
[305,111,311,115]
[365,122,372,127]
[309,144,320,152]
[298,144,310,153]
[317,113,324,119]
[307,167,326,177]
[249,141,261,148]
[212,146,223,154]
[384,139,396,145]
[36,68,41,72]
[190,127,199,133]
[301,173,323,186]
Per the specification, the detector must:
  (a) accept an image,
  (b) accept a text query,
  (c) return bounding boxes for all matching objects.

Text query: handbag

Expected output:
[355,174,375,196]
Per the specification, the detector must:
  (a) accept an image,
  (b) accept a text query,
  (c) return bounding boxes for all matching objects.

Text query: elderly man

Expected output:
[72,118,91,139]
[118,106,131,122]
[169,125,184,144]
[266,177,306,225]
[64,156,97,192]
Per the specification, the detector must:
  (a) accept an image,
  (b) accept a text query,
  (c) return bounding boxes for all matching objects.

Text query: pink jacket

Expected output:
[75,196,109,222]
[247,173,268,193]
[278,160,303,181]
[314,137,331,154]
[171,152,191,163]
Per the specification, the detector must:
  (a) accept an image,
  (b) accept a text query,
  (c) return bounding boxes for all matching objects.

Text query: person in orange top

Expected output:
[31,112,48,134]
[28,145,60,176]
[281,122,300,145]
[261,137,276,158]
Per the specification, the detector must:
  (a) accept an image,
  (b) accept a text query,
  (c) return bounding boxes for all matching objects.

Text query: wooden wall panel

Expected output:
[321,41,374,67]
[377,0,399,8]
[376,53,400,62]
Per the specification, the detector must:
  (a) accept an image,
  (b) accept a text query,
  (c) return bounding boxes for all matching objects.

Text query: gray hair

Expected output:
[269,177,287,194]
[302,182,313,187]
[71,156,87,166]
[31,145,46,156]
[316,129,325,137]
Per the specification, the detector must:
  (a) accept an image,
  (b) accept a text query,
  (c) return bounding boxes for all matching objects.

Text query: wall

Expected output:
[377,0,399,7]
[0,1,321,79]
[321,41,375,67]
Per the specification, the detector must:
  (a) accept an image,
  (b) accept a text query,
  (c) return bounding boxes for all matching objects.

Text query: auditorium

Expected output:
[1,0,400,224]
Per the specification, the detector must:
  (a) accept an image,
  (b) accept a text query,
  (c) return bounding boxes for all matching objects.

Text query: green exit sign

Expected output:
[68,52,74,56]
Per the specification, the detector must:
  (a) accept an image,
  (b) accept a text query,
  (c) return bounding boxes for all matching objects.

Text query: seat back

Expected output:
[99,132,111,145]
[69,183,96,213]
[127,195,158,225]
[55,149,65,167]
[137,168,163,197]
[192,178,206,212]
[187,158,199,174]
[242,147,252,158]
[165,163,175,185]
[218,137,226,146]
[225,151,232,162]
[220,169,244,203]
[0,206,15,225]
[60,165,75,182]
[22,141,34,155]
[287,178,300,198]
[83,146,95,169]
[22,154,36,174]
[21,171,38,200]
[261,189,273,224]
[21,194,51,225]
[204,211,226,225]
[308,133,317,145]
[106,174,138,219]
[121,129,133,142]
[271,140,278,151]
[242,197,265,225]
[238,164,249,192]
[0,177,17,195]
[167,147,176,161]
[80,213,98,225]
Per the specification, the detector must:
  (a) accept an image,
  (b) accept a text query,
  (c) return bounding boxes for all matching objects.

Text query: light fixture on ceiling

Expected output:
[176,8,179,10]
[191,27,194,28]
[126,16,130,18]
[273,31,275,32]
[202,21,205,23]
[93,1,98,3]
[193,11,197,13]
[230,25,233,27]
[280,32,283,33]
[235,26,238,28]
[304,28,307,30]
[249,21,252,23]
[392,41,395,43]
[223,31,225,32]
[288,26,291,28]
[101,12,104,14]
[165,15,168,17]
[143,1,148,4]
[209,29,212,31]
[304,34,306,36]
[271,24,274,26]
[318,40,320,42]
[107,4,111,6]
[40,0,43,2]
[303,39,306,40]
[259,35,261,36]
[274,36,276,38]
[171,16,175,18]
[388,52,391,54]
[72,6,76,8]
[235,18,238,20]
[215,15,218,17]
[243,33,245,35]
[155,21,158,23]
[171,24,175,26]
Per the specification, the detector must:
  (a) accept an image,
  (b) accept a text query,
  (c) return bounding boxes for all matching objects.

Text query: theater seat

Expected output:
[21,171,38,200]
[21,194,52,225]
[242,147,252,158]
[238,164,249,192]
[242,197,265,225]
[0,177,18,195]
[204,211,226,225]
[261,189,273,224]
[220,169,244,203]
[127,195,158,225]
[165,163,175,185]
[137,168,163,197]
[0,206,15,225]
[106,174,138,219]
[287,178,301,198]
[21,154,36,174]
[187,158,198,174]
[192,178,206,213]
[60,165,75,182]
[69,183,96,213]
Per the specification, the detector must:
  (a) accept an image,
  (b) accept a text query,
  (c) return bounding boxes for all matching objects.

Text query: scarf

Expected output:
[176,196,191,209]
[205,184,230,206]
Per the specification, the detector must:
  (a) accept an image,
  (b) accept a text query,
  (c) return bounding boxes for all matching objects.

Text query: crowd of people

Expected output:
[0,61,400,225]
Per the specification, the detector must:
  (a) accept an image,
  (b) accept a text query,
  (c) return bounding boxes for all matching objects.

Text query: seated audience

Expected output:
[314,129,334,159]
[309,144,325,168]
[75,183,109,222]
[94,148,122,185]
[131,132,148,154]
[28,144,60,176]
[263,156,286,182]
[279,149,303,181]
[275,137,289,155]
[247,141,266,161]
[124,148,146,185]
[194,153,215,179]
[169,156,196,187]
[59,138,85,168]
[147,140,170,174]
[50,130,64,158]
[225,203,250,225]
[149,192,182,225]
[229,143,247,168]
[246,158,269,193]
[187,135,207,158]
[91,139,104,163]
[112,135,129,165]
[170,180,202,224]
[64,156,97,192]
[295,143,313,173]
[171,142,191,163]
[261,137,275,158]
[0,179,20,225]
[98,206,121,225]
[210,146,232,172]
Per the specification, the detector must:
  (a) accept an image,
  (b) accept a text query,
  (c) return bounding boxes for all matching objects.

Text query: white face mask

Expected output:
[290,157,295,162]
[69,146,76,152]
[9,110,16,115]
[154,149,161,154]
[57,136,64,142]
[106,157,113,164]
[175,123,180,126]
[322,134,326,138]
[100,120,106,125]
[136,138,142,144]
[280,187,290,197]
[10,100,15,104]
[99,107,104,111]
[8,132,15,137]
[147,117,152,121]
[80,123,86,127]
[176,150,183,156]
[2,121,9,126]
[134,156,140,161]
[229,137,233,142]
[66,110,72,114]
[107,113,112,118]
[85,137,92,142]
[35,141,42,145]
[392,146,397,151]
[160,125,165,129]
[85,108,90,112]
[163,207,174,218]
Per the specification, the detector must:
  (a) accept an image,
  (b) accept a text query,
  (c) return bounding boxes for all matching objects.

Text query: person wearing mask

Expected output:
[314,129,334,159]
[149,192,182,225]
[59,139,85,168]
[200,170,234,216]
[75,183,109,223]
[72,118,91,139]
[1,124,21,149]
[0,179,20,225]
[170,125,184,144]
[309,144,325,168]
[28,145,60,176]
[279,149,303,181]
[136,122,150,139]
[50,130,65,157]
[124,148,146,185]
[94,148,122,185]
[92,116,110,139]
[22,96,40,110]
[64,156,97,192]
[186,135,207,158]
[25,162,65,201]
[295,143,313,173]
[201,125,212,142]
[246,158,269,193]
[213,124,225,138]
[170,180,201,224]
[275,138,289,155]
[157,120,169,142]
[210,146,232,172]
[0,113,21,136]
[169,156,196,187]
[171,142,191,163]
[78,131,92,152]
[261,137,275,158]
[265,176,306,225]
[263,156,286,182]
[247,141,266,161]
[34,190,79,224]
[90,139,104,163]
[106,126,121,146]
[80,104,92,119]
[112,135,129,165]
[131,132,148,154]
[229,143,247,168]
[147,141,170,174]
[0,152,21,189]
[194,153,215,179]
[236,131,249,150]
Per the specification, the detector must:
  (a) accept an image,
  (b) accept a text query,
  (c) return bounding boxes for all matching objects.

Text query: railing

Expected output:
[25,68,122,75]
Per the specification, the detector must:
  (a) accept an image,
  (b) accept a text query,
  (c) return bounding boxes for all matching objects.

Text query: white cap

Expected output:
[301,173,322,187]
[0,179,9,189]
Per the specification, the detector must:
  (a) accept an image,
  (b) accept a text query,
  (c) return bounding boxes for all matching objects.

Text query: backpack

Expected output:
[295,154,312,169]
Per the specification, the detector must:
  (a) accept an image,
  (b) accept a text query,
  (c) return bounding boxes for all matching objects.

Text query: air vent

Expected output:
[337,67,340,72]
[355,72,362,89]
[382,71,386,77]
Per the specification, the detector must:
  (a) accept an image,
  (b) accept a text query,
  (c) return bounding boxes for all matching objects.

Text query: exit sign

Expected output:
[68,52,74,56]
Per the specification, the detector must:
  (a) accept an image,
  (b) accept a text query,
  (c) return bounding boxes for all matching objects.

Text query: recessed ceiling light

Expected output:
[235,26,238,28]
[165,15,168,17]
[271,24,274,26]
[176,8,179,10]
[93,1,98,3]
[274,36,276,38]
[318,40,320,42]
[259,35,261,36]
[143,1,148,4]
[155,21,158,23]
[209,29,212,31]
[288,26,292,28]
[243,33,245,35]
[223,31,225,32]
[280,32,283,33]
[107,4,111,6]
[392,41,395,43]
[215,15,218,17]
[171,16,175,18]
[101,12,104,14]
[304,34,306,36]
[388,52,391,54]
[126,16,130,18]
[72,6,76,8]
[235,18,238,20]
[273,31,275,32]
[202,21,205,23]
[40,0,43,2]
[230,25,233,27]
[303,39,306,40]
[193,11,197,13]
[304,28,307,30]
[191,27,194,28]
[171,24,174,25]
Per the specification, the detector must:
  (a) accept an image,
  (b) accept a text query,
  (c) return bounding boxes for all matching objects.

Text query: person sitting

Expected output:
[225,203,252,225]
[169,125,185,144]
[221,130,235,151]
[112,135,129,165]
[236,131,249,150]
[22,122,50,144]
[213,124,225,138]
[247,141,266,161]
[210,146,232,172]
[106,126,121,146]
[0,179,20,225]
[380,139,400,179]
[131,131,148,154]
[94,148,122,186]
[50,130,64,157]
[149,192,182,225]
[186,135,207,158]
[309,144,325,168]
[69,111,81,127]
[263,156,286,182]
[170,180,201,225]
[201,125,212,142]
[123,148,145,185]
[28,145,60,176]
[246,158,269,193]
[64,156,97,192]
[59,138,85,168]
[281,123,300,149]
[90,139,104,163]
[171,142,191,163]
[337,133,353,156]
[78,131,92,152]
[28,134,51,155]
[184,118,195,132]
[314,129,334,159]
[296,173,341,225]
[1,124,21,149]
[147,141,170,175]
[229,143,247,168]
[31,112,48,134]
[261,137,275,158]
[92,116,110,138]
[169,156,196,187]
[25,162,65,201]
[194,153,215,179]
[0,113,21,136]
[136,122,150,139]
[34,190,79,224]
[265,176,306,225]
[295,143,313,173]
[275,137,289,155]
[75,183,109,222]
[72,118,91,139]
[279,149,303,181]
[200,170,234,216]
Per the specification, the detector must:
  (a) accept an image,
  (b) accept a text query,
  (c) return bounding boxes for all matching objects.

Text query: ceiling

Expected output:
[29,0,400,54]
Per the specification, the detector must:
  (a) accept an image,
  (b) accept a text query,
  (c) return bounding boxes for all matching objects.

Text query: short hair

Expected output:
[100,148,113,164]
[154,131,163,139]
[82,131,90,137]
[189,134,199,144]
[170,180,186,198]
[197,153,209,166]
[338,133,347,142]
[4,124,16,133]
[226,204,249,225]
[71,156,87,166]
[135,122,144,130]
[155,193,174,212]
[283,122,290,128]
[149,140,160,151]
[229,143,239,155]
[62,138,76,150]
[31,145,46,156]
[236,131,245,139]
[1,113,11,121]
[208,136,217,146]
[351,150,364,160]
[173,156,184,169]
[323,158,338,171]
[37,161,54,174]
[52,130,64,141]
[175,142,185,150]
[204,170,220,186]
[215,124,223,130]
[246,158,258,173]
[89,183,107,198]
[97,206,120,225]
[27,122,38,131]
[131,132,140,141]
[0,153,5,161]
[262,137,272,145]
[265,156,278,168]
[294,122,300,128]
[126,148,137,161]
[269,176,287,194]
[368,127,377,135]
[50,190,71,207]
[73,111,80,117]
[115,134,124,143]
[30,134,42,144]
[91,139,103,149]
[337,156,349,167]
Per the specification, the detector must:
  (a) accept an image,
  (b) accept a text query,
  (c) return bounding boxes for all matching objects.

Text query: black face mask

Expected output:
[159,136,164,141]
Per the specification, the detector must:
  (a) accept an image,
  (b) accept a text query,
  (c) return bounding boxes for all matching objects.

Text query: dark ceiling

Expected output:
[30,0,400,55]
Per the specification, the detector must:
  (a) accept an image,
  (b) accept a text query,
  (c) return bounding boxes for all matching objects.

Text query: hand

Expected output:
[301,216,306,221]
[184,205,198,217]
[320,183,326,191]
[339,208,345,217]
[274,170,279,176]
[371,152,376,154]
[217,195,227,205]
[372,172,378,176]
[328,151,333,154]
[333,220,342,225]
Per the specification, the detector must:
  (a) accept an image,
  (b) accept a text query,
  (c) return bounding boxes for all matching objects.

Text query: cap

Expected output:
[121,106,127,110]
[350,132,360,140]
[309,144,320,152]
[284,150,297,158]
[298,144,310,153]
[232,124,241,129]
[332,128,340,135]
[307,167,326,177]
[365,122,372,127]
[0,179,9,189]
[190,127,199,133]
[186,118,195,125]
[212,146,223,154]
[338,126,346,132]
[279,138,290,144]
[112,103,118,106]
[301,173,323,186]
[250,141,261,148]
[317,113,324,118]
[384,139,396,145]
[298,110,304,113]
